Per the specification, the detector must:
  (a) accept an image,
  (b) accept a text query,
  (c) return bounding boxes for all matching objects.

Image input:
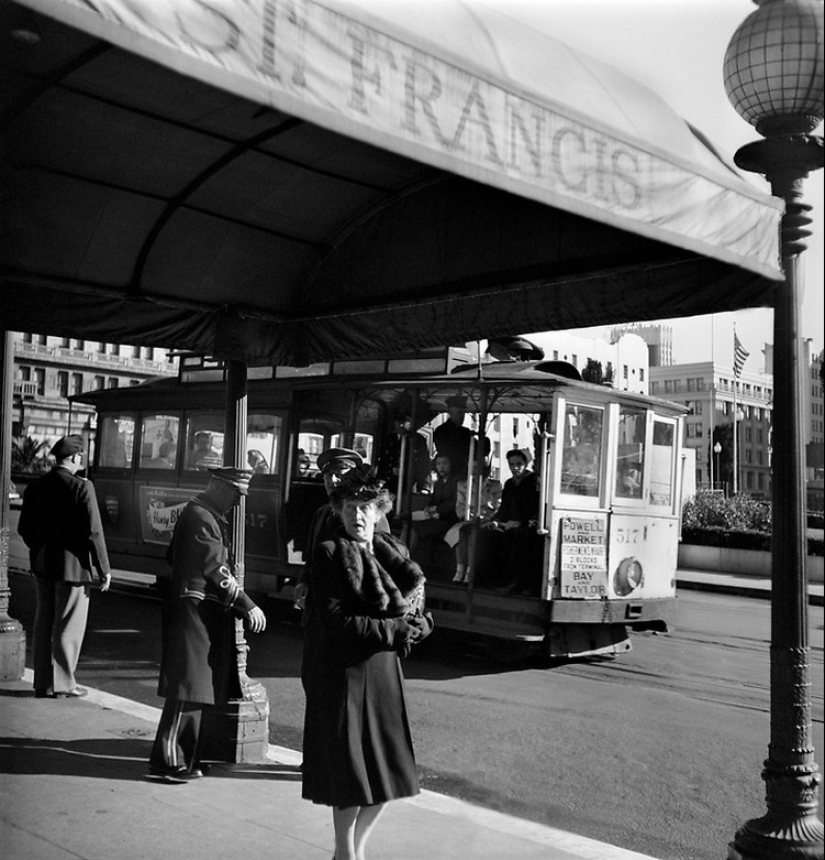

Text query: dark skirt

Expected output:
[302,645,419,808]
[157,597,238,705]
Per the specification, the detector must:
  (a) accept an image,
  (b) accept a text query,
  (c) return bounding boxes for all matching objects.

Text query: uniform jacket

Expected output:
[166,496,256,615]
[18,466,110,583]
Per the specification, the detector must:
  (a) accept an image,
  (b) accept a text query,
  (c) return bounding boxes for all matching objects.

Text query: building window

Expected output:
[36,334,47,345]
[74,339,84,351]
[34,368,45,395]
[108,378,119,388]
[23,333,32,344]
[98,342,107,353]
[664,380,673,393]
[60,337,70,348]
[94,376,105,390]
[639,368,645,382]
[72,374,83,396]
[687,378,696,392]
[110,344,120,357]
[623,365,629,380]
[57,371,69,398]
[145,347,154,360]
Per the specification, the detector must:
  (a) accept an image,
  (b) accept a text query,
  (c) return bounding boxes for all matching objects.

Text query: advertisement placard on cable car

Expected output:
[559,515,609,598]
[139,486,193,545]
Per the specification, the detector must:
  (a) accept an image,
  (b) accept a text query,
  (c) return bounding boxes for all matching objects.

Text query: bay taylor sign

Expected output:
[28,0,779,274]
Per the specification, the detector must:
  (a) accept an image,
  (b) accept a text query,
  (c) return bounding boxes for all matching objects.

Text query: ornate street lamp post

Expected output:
[714,442,723,492]
[723,1,824,858]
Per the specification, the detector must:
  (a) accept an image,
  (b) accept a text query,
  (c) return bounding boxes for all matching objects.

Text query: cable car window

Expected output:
[649,419,676,506]
[560,404,603,497]
[98,414,134,468]
[296,417,345,477]
[246,413,282,476]
[138,414,180,469]
[185,413,225,471]
[615,406,646,499]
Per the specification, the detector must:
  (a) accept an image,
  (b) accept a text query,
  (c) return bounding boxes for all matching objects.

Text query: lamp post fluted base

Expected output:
[729,763,825,859]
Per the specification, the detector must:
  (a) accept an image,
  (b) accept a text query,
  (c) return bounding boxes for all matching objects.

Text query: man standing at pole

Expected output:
[148,467,266,783]
[18,434,112,698]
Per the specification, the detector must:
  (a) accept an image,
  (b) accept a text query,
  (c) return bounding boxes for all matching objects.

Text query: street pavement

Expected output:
[1,570,821,860]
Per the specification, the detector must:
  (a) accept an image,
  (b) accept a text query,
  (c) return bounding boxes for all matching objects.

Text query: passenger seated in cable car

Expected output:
[247,448,269,475]
[445,463,502,584]
[409,453,458,567]
[190,431,222,470]
[474,448,543,596]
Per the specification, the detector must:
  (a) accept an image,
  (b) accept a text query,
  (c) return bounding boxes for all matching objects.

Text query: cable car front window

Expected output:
[615,406,647,499]
[560,404,603,497]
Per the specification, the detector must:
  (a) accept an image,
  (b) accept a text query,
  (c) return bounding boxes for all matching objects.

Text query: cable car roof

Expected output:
[72,358,688,417]
[2,0,782,366]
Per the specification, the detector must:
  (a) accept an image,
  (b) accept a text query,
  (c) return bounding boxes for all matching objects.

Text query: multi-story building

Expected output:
[649,361,773,498]
[525,330,650,394]
[11,332,177,453]
[609,322,674,367]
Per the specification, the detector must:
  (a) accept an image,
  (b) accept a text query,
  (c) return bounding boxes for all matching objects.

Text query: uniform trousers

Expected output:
[149,700,207,771]
[33,578,91,694]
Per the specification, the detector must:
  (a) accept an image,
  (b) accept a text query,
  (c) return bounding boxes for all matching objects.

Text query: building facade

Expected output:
[11,332,177,454]
[649,361,773,498]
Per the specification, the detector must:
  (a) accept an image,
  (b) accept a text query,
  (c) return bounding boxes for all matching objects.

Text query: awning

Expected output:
[1,0,783,365]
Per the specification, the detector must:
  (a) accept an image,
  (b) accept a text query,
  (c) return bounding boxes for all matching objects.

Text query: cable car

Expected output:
[73,347,687,660]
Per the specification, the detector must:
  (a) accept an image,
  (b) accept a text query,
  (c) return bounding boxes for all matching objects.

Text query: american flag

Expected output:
[733,331,749,378]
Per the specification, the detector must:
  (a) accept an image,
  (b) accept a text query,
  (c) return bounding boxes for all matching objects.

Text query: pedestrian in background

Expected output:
[18,434,112,699]
[301,467,433,860]
[149,467,266,783]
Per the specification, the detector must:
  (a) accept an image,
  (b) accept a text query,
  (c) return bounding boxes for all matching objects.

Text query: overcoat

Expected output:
[158,495,255,705]
[18,466,110,583]
[301,530,426,808]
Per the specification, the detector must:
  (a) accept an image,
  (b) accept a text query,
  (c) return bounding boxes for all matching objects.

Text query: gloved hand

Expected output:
[407,612,434,644]
[392,618,420,658]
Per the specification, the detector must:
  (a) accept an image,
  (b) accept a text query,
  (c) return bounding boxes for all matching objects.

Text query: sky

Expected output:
[471,0,824,373]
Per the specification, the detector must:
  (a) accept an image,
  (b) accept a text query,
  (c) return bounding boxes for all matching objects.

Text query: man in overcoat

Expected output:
[18,434,112,698]
[148,467,266,783]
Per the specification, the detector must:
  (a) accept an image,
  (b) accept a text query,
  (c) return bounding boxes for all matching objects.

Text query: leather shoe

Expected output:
[148,765,204,783]
[34,688,54,699]
[54,687,88,698]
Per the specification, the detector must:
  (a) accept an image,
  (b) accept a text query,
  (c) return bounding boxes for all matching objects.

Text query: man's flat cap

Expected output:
[51,435,84,459]
[316,447,363,474]
[209,467,253,495]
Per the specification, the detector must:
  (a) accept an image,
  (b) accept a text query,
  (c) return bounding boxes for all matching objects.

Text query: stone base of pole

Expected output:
[0,617,26,681]
[0,527,27,681]
[201,678,271,764]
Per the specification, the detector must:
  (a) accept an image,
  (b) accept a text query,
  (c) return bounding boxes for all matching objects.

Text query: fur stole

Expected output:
[334,532,425,618]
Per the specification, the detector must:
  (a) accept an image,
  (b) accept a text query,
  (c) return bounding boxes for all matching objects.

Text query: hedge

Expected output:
[682,492,823,557]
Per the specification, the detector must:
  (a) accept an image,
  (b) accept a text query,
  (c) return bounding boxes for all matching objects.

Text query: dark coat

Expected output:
[18,466,110,583]
[301,531,425,808]
[495,471,540,525]
[157,495,256,705]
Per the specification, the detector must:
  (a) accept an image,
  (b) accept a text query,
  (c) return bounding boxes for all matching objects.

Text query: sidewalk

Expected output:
[677,568,824,606]
[0,670,658,860]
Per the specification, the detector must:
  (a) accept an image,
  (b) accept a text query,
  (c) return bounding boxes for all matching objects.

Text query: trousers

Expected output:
[150,700,207,771]
[33,577,91,694]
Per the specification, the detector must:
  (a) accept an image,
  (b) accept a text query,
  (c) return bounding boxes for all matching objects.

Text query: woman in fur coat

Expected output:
[301,468,434,860]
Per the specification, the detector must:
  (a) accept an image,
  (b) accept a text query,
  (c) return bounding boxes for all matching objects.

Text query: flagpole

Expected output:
[733,324,738,496]
[710,316,715,490]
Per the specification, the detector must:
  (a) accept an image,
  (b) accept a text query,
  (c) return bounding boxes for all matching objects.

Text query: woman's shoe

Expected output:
[54,687,88,698]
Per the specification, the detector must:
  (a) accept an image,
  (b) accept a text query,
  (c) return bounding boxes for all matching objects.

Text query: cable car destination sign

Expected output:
[29,0,779,275]
[560,515,608,598]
